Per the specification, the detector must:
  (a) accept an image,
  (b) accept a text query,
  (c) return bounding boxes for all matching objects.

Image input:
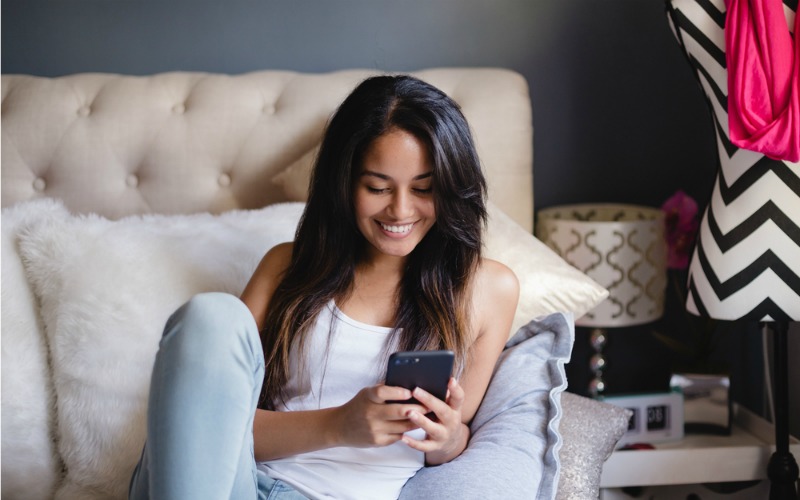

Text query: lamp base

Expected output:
[588,328,607,397]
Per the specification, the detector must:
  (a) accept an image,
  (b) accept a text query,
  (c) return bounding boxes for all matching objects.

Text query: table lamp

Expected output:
[536,203,667,397]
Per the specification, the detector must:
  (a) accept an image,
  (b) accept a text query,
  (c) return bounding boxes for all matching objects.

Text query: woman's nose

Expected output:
[388,190,413,219]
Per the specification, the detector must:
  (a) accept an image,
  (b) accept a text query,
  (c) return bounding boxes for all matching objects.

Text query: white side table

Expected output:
[600,404,800,498]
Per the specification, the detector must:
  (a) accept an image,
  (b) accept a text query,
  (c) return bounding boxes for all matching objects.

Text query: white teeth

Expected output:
[380,222,413,234]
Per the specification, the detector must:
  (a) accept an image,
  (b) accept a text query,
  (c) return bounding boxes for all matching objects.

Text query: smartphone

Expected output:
[385,350,454,405]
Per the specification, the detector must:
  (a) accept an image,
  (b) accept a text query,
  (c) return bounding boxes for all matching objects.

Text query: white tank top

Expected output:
[258,301,425,500]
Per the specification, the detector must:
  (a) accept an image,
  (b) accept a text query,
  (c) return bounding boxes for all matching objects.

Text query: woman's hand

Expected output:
[400,378,470,465]
[331,385,428,448]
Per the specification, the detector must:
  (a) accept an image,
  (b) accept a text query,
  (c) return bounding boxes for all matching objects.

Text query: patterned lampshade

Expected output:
[536,204,668,327]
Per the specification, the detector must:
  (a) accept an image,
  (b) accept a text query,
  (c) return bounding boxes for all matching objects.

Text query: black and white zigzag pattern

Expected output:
[667,0,800,321]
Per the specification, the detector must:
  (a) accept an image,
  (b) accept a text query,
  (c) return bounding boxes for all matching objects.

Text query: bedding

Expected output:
[11,200,301,499]
[1,68,625,500]
[556,393,632,499]
[0,201,64,499]
[401,313,573,500]
[4,198,604,499]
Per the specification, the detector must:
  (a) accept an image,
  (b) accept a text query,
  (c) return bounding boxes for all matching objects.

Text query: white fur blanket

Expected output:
[4,200,302,499]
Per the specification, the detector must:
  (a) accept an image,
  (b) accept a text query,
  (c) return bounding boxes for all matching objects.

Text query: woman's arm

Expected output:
[252,385,424,461]
[240,243,428,461]
[240,242,292,332]
[456,258,520,422]
[403,258,520,465]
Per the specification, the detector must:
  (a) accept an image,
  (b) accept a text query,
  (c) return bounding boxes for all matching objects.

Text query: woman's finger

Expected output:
[402,433,437,453]
[405,410,442,438]
[446,378,465,411]
[411,387,449,415]
[372,384,413,404]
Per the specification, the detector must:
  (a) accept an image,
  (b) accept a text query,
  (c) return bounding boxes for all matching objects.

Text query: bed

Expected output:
[2,68,630,499]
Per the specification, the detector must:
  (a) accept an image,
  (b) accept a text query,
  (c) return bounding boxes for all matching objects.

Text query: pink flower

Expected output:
[661,190,700,270]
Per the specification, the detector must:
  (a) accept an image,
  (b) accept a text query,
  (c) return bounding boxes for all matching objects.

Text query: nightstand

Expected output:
[599,403,800,499]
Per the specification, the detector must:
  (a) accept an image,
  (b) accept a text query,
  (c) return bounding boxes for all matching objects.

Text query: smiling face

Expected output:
[353,128,437,262]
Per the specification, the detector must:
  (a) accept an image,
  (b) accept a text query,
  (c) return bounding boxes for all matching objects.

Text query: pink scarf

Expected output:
[726,0,799,162]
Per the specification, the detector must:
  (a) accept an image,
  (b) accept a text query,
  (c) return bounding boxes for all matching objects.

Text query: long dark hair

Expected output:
[259,75,487,409]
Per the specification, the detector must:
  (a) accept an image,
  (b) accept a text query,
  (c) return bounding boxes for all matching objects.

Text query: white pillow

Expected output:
[272,163,608,333]
[16,200,304,500]
[1,199,68,499]
[484,203,607,334]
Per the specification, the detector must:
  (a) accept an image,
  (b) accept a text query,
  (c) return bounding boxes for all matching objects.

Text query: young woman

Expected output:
[129,75,519,500]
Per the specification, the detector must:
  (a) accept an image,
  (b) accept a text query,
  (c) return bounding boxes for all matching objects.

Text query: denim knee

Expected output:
[160,292,262,370]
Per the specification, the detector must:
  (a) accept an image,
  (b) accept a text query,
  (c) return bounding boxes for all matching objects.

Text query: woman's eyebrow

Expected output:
[360,170,433,180]
[360,170,390,180]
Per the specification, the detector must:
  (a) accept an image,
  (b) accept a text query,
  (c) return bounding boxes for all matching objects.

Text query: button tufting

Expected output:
[172,103,186,114]
[33,178,46,192]
[78,106,91,117]
[218,173,232,187]
[126,174,139,188]
[263,104,276,115]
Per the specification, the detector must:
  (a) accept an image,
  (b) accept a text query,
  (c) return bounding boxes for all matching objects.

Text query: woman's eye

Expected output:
[366,186,388,194]
[413,187,433,194]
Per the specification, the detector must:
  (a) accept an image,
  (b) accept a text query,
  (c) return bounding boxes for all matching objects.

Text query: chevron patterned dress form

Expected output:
[667,0,800,322]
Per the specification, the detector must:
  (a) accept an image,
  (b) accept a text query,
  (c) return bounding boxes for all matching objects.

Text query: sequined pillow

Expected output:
[556,392,632,499]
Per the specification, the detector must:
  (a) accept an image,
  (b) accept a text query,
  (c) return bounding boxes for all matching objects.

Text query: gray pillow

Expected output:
[399,312,574,500]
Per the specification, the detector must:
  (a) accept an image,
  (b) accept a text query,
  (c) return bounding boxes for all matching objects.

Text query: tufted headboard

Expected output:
[1,68,534,231]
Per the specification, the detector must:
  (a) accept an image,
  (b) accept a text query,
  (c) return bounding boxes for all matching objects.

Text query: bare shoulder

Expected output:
[474,258,520,303]
[470,257,520,340]
[252,241,294,287]
[240,241,294,330]
[261,241,294,272]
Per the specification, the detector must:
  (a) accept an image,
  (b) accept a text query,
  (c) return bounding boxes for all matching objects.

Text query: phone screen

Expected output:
[385,350,454,404]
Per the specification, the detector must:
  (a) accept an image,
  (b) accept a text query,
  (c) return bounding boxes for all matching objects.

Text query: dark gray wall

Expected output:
[10,0,795,436]
[2,0,718,214]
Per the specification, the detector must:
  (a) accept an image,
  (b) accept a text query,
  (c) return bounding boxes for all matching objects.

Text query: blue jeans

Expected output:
[128,293,308,500]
